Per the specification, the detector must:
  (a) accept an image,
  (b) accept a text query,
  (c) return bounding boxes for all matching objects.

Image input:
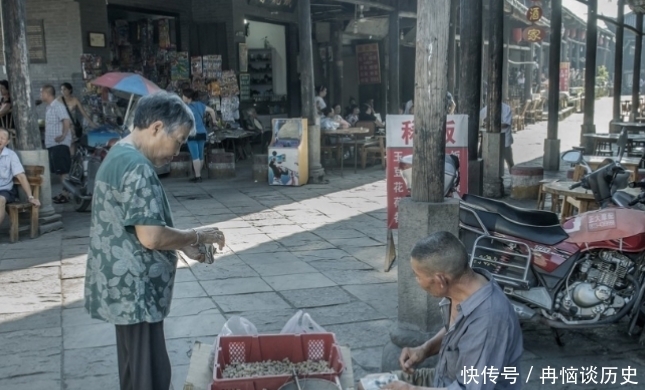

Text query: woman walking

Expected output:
[182,88,217,183]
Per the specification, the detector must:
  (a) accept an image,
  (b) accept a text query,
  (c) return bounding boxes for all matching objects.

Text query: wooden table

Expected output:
[583,133,645,156]
[612,122,645,133]
[584,155,642,181]
[542,181,640,222]
[323,127,370,175]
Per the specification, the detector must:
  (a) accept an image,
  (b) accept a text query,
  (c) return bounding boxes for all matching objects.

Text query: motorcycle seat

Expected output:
[462,194,560,226]
[460,207,568,246]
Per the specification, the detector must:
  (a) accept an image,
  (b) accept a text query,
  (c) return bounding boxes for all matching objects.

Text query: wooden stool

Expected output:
[537,180,561,212]
[7,165,44,243]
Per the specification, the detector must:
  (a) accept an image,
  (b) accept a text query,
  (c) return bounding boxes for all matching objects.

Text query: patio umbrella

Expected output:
[91,72,162,126]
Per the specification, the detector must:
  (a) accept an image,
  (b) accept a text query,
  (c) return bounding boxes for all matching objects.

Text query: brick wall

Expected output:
[0,0,85,118]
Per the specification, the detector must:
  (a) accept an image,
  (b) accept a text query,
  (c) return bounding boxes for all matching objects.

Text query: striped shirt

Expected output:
[44,100,71,148]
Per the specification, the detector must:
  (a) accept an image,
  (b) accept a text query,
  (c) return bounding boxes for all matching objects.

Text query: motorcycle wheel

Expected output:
[73,188,91,212]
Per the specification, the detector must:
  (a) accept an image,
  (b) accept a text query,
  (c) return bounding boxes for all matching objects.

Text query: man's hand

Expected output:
[400,346,426,374]
[195,226,225,250]
[29,197,41,207]
[381,381,415,390]
[180,245,205,263]
[55,135,65,143]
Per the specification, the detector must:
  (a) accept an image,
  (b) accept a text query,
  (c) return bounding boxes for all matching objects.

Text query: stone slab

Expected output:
[213,292,291,313]
[291,248,353,262]
[262,273,337,291]
[63,345,117,379]
[309,259,374,271]
[280,287,353,308]
[325,320,394,349]
[63,321,116,349]
[168,297,219,317]
[62,307,106,328]
[172,281,208,299]
[165,310,226,339]
[247,260,318,276]
[225,309,298,333]
[61,277,84,308]
[190,262,259,281]
[321,269,396,285]
[239,251,303,265]
[351,347,384,370]
[0,308,61,333]
[199,277,273,296]
[306,301,387,326]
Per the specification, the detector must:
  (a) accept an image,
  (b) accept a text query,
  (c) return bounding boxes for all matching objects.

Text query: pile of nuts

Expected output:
[222,358,331,378]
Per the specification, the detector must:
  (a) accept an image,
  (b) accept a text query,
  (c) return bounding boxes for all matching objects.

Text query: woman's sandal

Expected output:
[53,194,69,204]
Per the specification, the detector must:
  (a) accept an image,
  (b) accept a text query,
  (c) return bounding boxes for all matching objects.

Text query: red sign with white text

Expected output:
[386,115,469,229]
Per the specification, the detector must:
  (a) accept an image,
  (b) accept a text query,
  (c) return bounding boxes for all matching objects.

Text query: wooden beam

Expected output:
[388,4,400,114]
[547,0,562,143]
[632,14,643,121]
[325,0,395,12]
[412,0,450,203]
[581,0,598,153]
[613,0,624,121]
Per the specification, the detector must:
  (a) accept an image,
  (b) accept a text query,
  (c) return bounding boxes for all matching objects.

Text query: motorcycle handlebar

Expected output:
[569,182,583,190]
[629,181,645,189]
[629,195,643,206]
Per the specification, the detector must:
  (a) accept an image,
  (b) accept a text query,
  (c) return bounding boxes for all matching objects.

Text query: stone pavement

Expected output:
[2,98,645,389]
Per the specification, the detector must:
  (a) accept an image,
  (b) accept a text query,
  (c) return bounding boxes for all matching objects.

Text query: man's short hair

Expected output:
[41,84,56,97]
[0,127,9,137]
[411,231,469,278]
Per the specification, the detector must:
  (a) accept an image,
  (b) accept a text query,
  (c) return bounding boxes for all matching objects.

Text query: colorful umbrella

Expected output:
[91,72,161,96]
[91,72,162,128]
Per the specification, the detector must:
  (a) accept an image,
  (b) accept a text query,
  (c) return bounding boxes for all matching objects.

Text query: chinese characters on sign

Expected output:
[526,6,543,23]
[386,115,469,229]
[559,62,570,93]
[461,366,638,386]
[356,43,381,85]
[587,210,617,231]
[523,26,545,43]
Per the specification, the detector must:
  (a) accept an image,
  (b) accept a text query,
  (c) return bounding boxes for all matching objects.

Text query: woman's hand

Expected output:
[195,226,225,250]
[180,245,205,263]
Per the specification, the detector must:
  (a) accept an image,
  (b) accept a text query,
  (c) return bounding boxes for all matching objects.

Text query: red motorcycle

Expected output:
[459,130,645,338]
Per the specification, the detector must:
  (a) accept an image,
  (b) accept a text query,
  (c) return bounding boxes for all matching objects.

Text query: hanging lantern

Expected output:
[512,28,523,43]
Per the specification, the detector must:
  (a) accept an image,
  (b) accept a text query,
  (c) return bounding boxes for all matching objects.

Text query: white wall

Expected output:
[246,20,287,96]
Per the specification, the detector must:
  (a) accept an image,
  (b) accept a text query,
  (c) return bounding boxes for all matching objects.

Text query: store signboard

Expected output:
[560,62,570,92]
[356,43,381,85]
[239,74,251,101]
[385,115,468,229]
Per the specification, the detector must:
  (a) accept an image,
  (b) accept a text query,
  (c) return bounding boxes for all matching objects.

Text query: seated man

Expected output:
[377,231,523,390]
[0,128,41,225]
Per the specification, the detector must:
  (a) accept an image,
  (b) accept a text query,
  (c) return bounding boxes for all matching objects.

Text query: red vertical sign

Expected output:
[356,43,381,85]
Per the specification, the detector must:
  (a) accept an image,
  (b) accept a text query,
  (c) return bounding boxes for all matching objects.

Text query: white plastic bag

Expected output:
[280,310,326,334]
[210,316,258,370]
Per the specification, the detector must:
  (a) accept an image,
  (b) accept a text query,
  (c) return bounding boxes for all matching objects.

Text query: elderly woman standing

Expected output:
[84,92,226,390]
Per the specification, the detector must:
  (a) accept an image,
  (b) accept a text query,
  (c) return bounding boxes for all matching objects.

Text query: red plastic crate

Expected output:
[211,333,344,390]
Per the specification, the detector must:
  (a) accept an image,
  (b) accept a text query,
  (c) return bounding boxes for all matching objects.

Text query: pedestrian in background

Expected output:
[41,84,73,203]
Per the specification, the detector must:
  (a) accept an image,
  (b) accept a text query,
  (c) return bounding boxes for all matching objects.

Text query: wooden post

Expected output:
[332,21,344,107]
[613,0,625,121]
[544,0,562,171]
[581,0,598,153]
[388,5,400,114]
[299,0,325,183]
[458,0,483,195]
[1,0,41,150]
[524,45,534,102]
[632,14,643,122]
[411,0,450,203]
[483,0,504,198]
[447,0,458,94]
[502,22,510,101]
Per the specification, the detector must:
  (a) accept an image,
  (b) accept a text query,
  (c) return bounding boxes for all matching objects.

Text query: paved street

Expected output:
[2,98,645,389]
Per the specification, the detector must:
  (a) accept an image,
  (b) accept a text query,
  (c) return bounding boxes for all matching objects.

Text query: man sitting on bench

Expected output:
[0,128,40,226]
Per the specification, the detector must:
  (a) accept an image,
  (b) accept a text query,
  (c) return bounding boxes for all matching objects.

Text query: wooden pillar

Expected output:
[332,21,344,107]
[544,0,562,171]
[1,0,41,150]
[299,0,325,183]
[632,14,643,122]
[412,0,450,203]
[536,44,544,93]
[502,22,510,101]
[581,0,598,153]
[447,0,458,94]
[459,0,483,162]
[483,0,504,197]
[613,0,625,121]
[524,45,534,102]
[388,7,400,114]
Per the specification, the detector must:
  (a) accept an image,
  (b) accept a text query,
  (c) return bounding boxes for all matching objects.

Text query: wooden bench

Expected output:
[6,165,44,243]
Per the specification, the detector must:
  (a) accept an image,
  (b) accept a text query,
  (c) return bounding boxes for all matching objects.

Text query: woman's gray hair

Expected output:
[133,92,196,136]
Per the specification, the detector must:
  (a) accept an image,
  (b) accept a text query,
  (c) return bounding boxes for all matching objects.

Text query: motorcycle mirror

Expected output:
[561,150,582,164]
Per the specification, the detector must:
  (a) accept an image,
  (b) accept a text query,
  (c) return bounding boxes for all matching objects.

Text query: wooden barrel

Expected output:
[510,165,544,200]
